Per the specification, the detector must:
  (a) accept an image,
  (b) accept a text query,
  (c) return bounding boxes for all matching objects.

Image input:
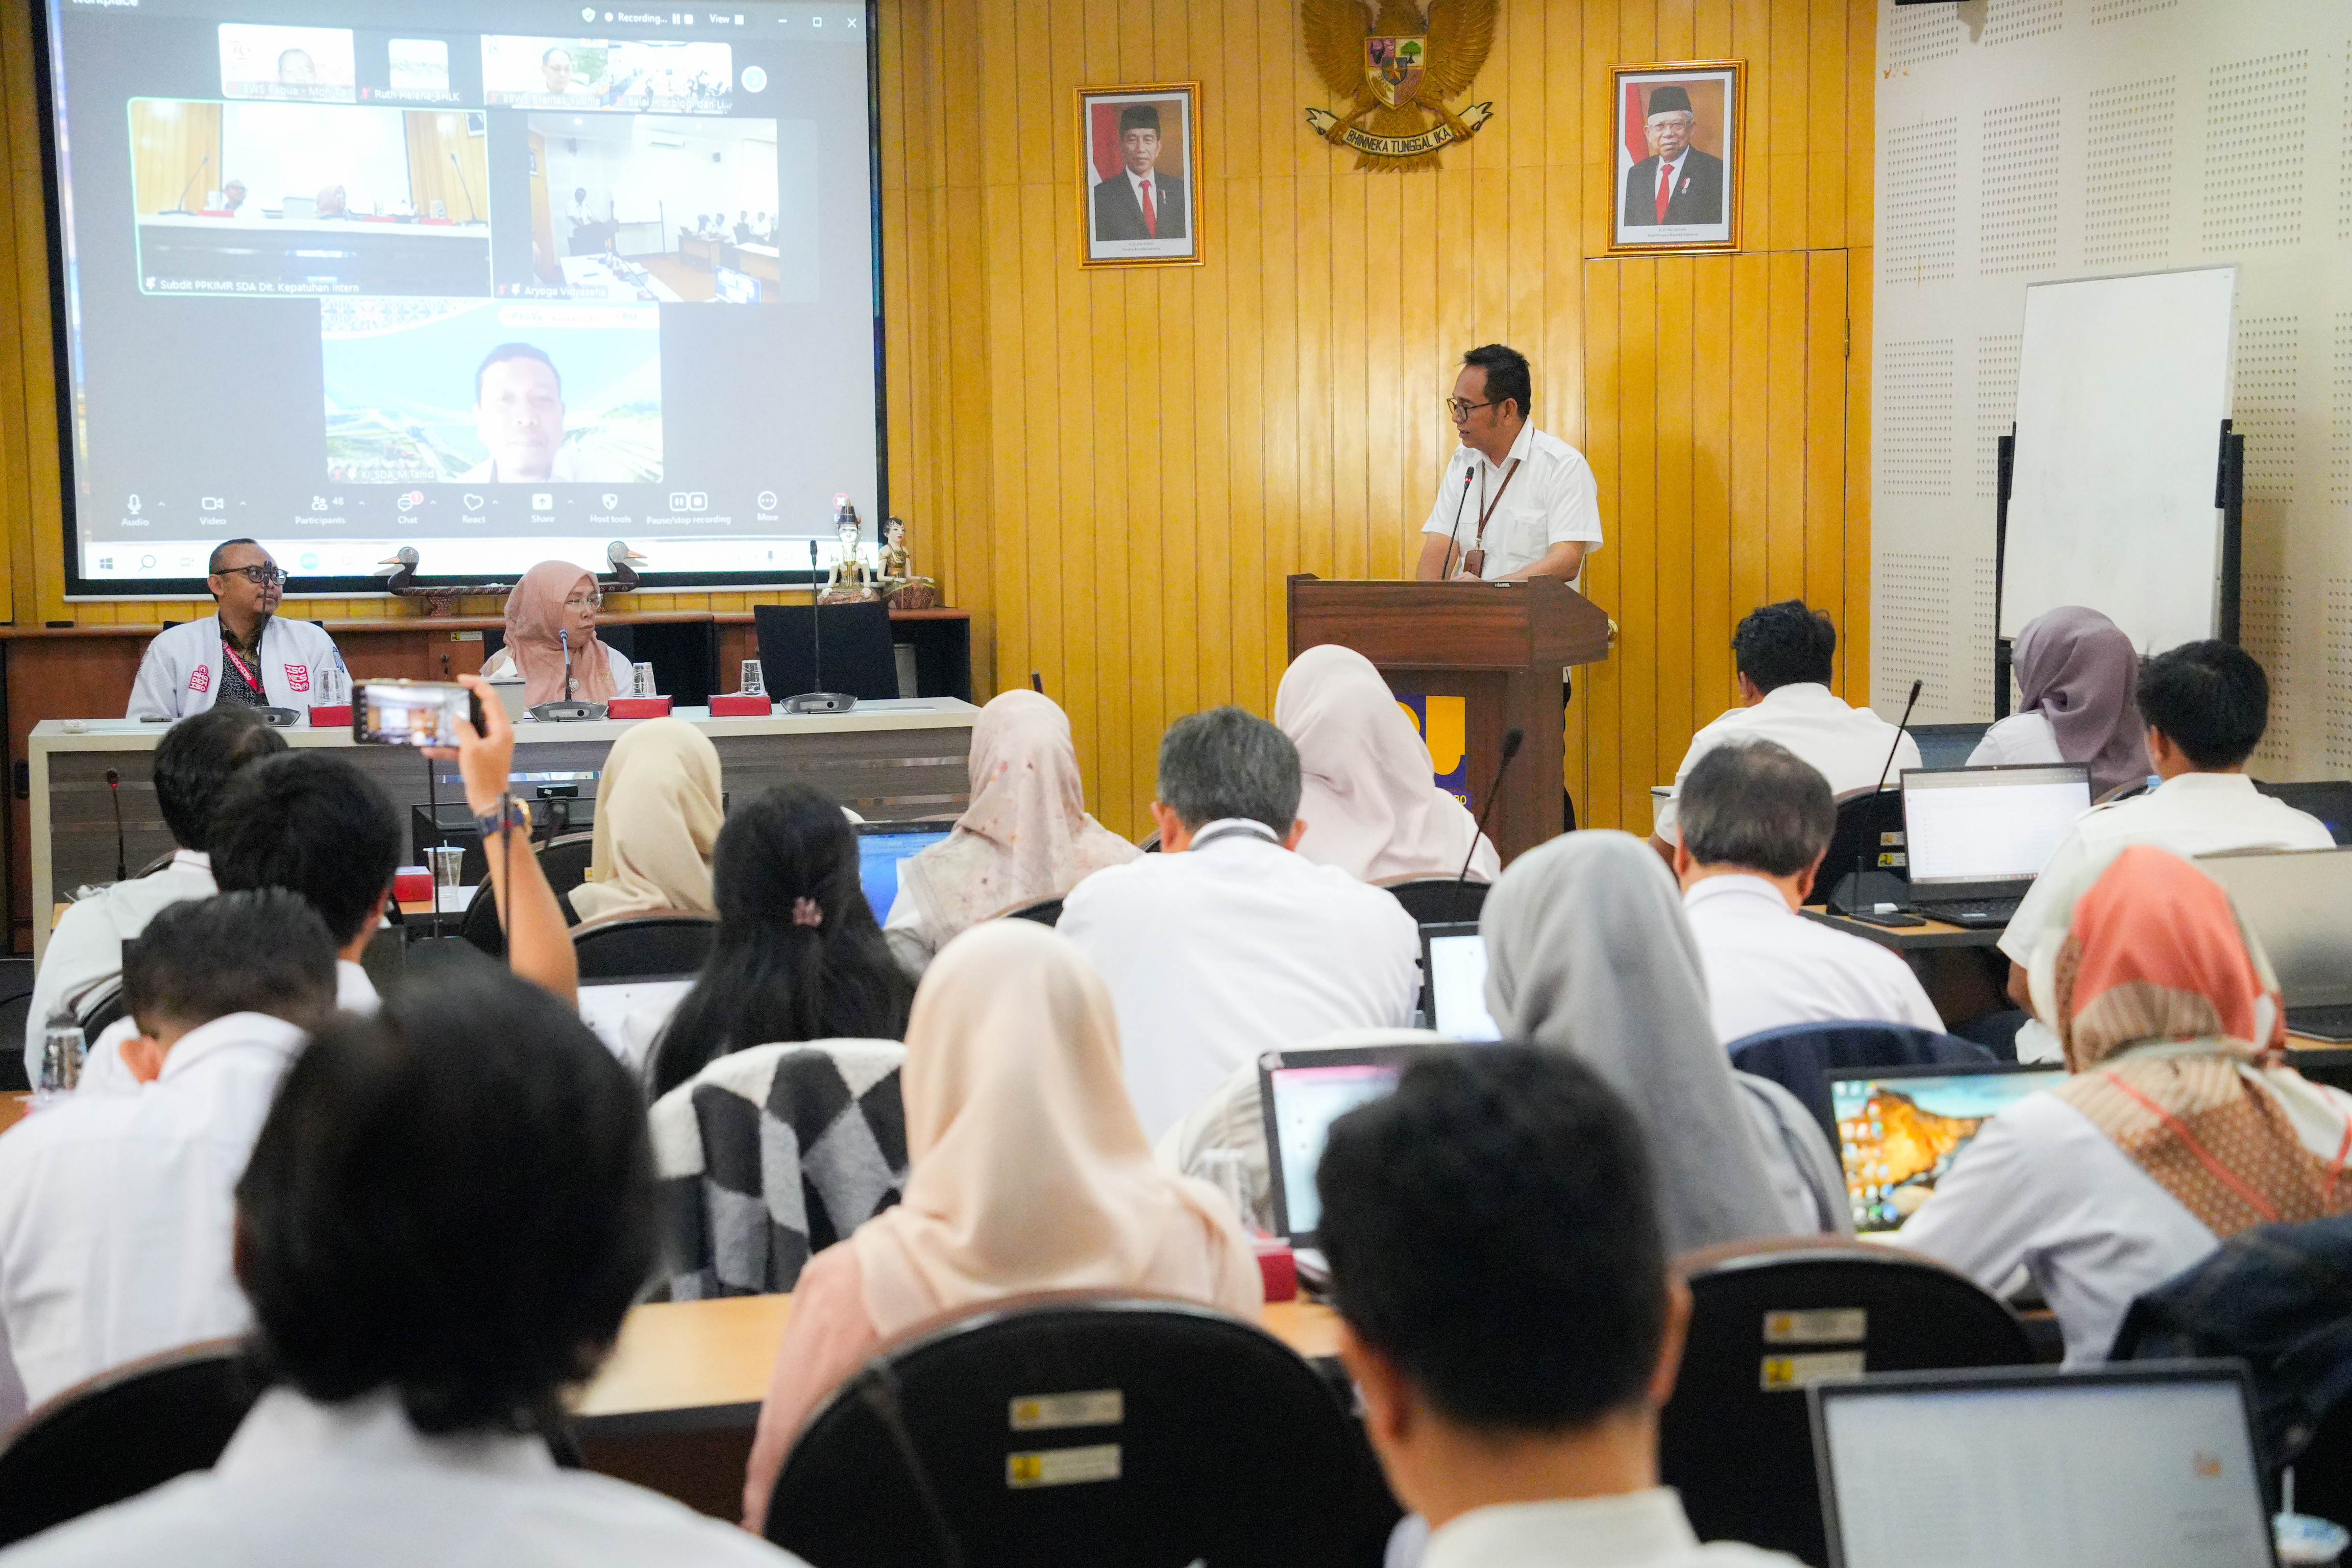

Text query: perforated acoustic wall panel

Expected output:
[1873,2,2352,775]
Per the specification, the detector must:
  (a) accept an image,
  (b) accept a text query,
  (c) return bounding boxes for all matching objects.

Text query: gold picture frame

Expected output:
[1077,82,1204,269]
[1607,61,1744,255]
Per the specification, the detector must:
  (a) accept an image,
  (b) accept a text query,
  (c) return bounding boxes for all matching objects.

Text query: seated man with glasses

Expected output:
[128,540,347,718]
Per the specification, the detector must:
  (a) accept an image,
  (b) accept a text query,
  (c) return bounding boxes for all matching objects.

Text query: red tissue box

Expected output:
[1253,1235,1297,1303]
[708,693,773,717]
[392,867,432,904]
[605,696,673,719]
[306,705,352,728]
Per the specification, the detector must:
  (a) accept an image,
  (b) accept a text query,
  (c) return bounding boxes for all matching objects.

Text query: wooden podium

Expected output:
[1287,575,1613,868]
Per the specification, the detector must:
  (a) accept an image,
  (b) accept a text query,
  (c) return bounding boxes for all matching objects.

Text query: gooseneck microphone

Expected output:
[448,151,480,222]
[784,539,857,714]
[1439,468,1475,579]
[1454,726,1525,894]
[170,155,211,215]
[1832,678,1923,914]
[104,770,127,882]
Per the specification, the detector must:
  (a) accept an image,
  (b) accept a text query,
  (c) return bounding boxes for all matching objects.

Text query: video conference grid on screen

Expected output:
[45,0,879,592]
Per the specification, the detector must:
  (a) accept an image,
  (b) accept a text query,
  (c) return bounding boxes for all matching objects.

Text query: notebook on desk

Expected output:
[2195,845,2352,1042]
[1828,1062,2069,1232]
[1898,764,2091,926]
[1259,1043,1433,1286]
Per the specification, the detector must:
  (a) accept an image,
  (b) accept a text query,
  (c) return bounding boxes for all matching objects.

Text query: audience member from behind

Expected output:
[1652,601,1918,852]
[740,922,1260,1533]
[1675,741,1941,1045]
[883,690,1137,974]
[0,892,335,1416]
[24,706,284,1081]
[0,966,803,1565]
[647,783,915,1100]
[568,718,722,926]
[1968,606,2151,795]
[1318,1047,1800,1567]
[1901,847,2352,1364]
[1059,707,1420,1141]
[1273,645,1500,885]
[211,752,405,1014]
[1483,831,1830,1248]
[484,561,628,704]
[1998,640,2330,1058]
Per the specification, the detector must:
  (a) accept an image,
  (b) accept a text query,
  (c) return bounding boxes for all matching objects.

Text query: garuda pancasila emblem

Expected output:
[1301,0,1498,170]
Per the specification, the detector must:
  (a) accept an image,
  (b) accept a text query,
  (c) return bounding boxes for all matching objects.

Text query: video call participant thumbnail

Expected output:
[462,344,627,483]
[128,541,346,719]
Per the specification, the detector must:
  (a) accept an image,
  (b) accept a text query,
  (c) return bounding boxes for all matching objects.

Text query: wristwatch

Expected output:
[472,797,532,838]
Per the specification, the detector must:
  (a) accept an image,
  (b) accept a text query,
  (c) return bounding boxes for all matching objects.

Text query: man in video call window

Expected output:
[220,179,250,217]
[462,343,619,484]
[542,46,589,95]
[277,48,314,87]
[1093,102,1186,243]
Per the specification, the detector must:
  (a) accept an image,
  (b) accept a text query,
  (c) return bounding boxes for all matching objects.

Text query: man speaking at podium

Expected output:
[127,540,345,719]
[1414,344,1603,586]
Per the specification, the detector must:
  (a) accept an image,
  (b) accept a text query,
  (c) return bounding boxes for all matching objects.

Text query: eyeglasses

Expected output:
[563,592,603,611]
[215,564,286,586]
[1445,397,1496,420]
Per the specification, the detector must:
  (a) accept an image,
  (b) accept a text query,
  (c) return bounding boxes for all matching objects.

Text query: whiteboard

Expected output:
[2000,267,2236,653]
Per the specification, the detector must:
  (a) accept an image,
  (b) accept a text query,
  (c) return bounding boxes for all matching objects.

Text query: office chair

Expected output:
[0,1340,257,1548]
[765,1293,1397,1568]
[1379,877,1487,924]
[753,602,900,703]
[2255,779,2352,846]
[1001,897,1064,926]
[1660,1239,2032,1566]
[1818,789,1906,911]
[462,834,596,957]
[0,959,34,1092]
[571,914,718,982]
[1727,1021,1995,1144]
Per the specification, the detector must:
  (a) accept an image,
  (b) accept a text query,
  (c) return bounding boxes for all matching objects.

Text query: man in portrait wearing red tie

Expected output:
[1620,84,1724,227]
[1092,102,1188,242]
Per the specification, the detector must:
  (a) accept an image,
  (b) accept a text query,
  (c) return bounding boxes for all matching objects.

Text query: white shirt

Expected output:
[1058,820,1422,1141]
[0,1385,806,1566]
[1681,875,1943,1047]
[1655,684,1921,845]
[0,1013,307,1410]
[1420,422,1605,582]
[75,956,378,1101]
[481,642,636,695]
[1895,1055,2352,1365]
[24,852,214,1084]
[1965,710,2064,769]
[127,616,347,719]
[1424,1489,1802,1568]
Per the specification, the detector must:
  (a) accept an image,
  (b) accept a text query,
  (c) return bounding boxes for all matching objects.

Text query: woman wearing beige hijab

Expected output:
[483,560,630,704]
[885,690,1137,972]
[1274,644,1500,884]
[567,718,723,926]
[739,920,1262,1532]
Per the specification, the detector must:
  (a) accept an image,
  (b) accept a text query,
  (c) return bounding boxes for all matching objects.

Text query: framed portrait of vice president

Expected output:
[1609,62,1743,254]
[1078,83,1203,268]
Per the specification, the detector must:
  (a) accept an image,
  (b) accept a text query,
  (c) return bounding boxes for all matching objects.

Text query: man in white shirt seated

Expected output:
[125,540,345,719]
[24,707,284,1081]
[0,891,337,1415]
[1999,639,2332,1054]
[1674,740,1942,1047]
[1058,707,1421,1142]
[1317,1047,1799,1568]
[0,966,800,1567]
[1652,601,1919,855]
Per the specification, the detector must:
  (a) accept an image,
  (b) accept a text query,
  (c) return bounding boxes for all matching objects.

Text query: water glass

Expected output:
[37,1022,85,1104]
[316,664,348,706]
[428,843,465,894]
[632,662,656,698]
[740,658,765,697]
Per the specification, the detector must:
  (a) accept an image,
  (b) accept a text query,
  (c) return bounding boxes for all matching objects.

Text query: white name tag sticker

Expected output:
[1008,1390,1123,1432]
[1760,1350,1867,1392]
[1007,1442,1122,1489]
[1762,1308,1867,1345]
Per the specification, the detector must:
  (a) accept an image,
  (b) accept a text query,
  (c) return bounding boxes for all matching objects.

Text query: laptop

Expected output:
[1258,1043,1431,1285]
[1810,1362,2276,1568]
[1898,764,2091,926]
[1826,1062,2069,1233]
[2195,846,2352,1042]
[854,821,953,924]
[1418,922,1503,1042]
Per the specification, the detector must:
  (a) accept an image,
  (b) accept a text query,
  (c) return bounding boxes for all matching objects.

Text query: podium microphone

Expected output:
[1829,678,1923,916]
[104,770,127,882]
[528,626,603,722]
[561,626,573,701]
[785,538,856,714]
[448,151,480,222]
[169,154,211,215]
[1439,468,1475,579]
[1453,726,1525,902]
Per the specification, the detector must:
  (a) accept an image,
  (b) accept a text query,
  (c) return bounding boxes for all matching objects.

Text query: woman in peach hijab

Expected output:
[485,560,629,705]
[567,718,723,926]
[1274,644,1500,885]
[739,920,1262,1532]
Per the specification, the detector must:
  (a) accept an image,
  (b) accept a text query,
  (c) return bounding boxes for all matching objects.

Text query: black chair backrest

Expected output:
[1660,1241,2032,1566]
[538,831,598,896]
[572,913,719,981]
[1728,1021,1995,1143]
[1003,897,1063,927]
[0,1341,258,1549]
[1381,877,1487,924]
[74,985,128,1043]
[463,834,595,958]
[2254,779,2352,846]
[1818,788,1907,890]
[752,602,900,703]
[767,1295,1398,1568]
[0,962,33,1092]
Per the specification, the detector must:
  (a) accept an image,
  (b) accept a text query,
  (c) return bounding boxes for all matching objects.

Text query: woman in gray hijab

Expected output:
[1481,830,1841,1252]
[1967,605,2152,799]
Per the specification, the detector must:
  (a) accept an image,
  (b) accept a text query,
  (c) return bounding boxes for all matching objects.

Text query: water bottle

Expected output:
[37,1020,85,1105]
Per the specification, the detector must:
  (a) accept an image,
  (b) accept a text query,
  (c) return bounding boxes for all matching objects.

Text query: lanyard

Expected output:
[220,636,264,694]
[1473,458,1523,549]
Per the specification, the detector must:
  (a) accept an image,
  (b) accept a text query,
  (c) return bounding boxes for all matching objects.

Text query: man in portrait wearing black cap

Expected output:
[1092,101,1188,243]
[1621,84,1724,227]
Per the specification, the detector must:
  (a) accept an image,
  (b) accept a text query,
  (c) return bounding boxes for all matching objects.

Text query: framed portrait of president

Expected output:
[1609,62,1743,254]
[1078,83,1203,268]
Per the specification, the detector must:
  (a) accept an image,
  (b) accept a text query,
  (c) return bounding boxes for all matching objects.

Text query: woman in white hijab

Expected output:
[1482,830,1827,1252]
[1274,645,1500,884]
[567,717,723,926]
[739,920,1262,1532]
[885,690,1137,972]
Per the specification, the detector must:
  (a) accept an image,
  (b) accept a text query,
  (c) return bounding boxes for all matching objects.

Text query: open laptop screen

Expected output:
[1829,1064,2068,1232]
[1260,1051,1415,1244]
[1900,764,2090,890]
[1812,1365,2273,1568]
[854,824,952,923]
[1420,924,1503,1042]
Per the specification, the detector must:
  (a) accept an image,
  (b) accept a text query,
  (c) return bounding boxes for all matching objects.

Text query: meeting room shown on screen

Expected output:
[48,0,877,594]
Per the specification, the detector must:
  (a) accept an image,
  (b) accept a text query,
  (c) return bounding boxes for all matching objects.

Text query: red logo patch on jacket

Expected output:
[189,666,211,693]
[285,664,310,693]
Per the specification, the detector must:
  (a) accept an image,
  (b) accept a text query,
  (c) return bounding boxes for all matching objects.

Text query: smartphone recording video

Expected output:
[353,679,482,747]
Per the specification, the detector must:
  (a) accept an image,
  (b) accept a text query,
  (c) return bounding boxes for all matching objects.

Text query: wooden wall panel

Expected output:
[0,0,1877,840]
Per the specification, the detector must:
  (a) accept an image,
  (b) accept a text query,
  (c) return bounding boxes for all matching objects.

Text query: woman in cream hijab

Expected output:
[740,920,1261,1532]
[1274,645,1500,884]
[568,717,723,926]
[886,690,1137,972]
